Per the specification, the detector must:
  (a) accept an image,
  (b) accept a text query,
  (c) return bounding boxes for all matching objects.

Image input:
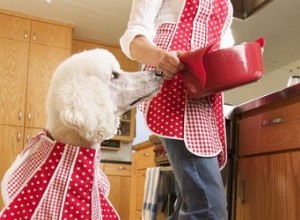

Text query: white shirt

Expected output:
[120,0,234,59]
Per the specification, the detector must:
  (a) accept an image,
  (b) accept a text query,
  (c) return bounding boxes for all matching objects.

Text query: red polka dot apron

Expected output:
[141,0,233,168]
[0,129,119,220]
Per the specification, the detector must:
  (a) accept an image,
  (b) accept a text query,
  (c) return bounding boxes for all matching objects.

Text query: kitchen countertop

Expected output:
[234,83,300,115]
[100,159,131,164]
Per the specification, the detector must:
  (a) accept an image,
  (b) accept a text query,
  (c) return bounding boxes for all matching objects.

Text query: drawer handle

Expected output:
[143,152,150,157]
[32,32,37,41]
[24,31,28,39]
[18,111,22,120]
[26,134,31,142]
[262,117,284,127]
[28,112,32,121]
[238,177,246,204]
[117,166,126,170]
[16,132,22,142]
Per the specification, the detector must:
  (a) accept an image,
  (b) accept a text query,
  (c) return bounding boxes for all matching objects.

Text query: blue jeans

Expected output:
[160,138,228,220]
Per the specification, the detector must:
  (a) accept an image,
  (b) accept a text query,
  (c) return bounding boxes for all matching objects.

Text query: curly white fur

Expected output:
[46,49,162,147]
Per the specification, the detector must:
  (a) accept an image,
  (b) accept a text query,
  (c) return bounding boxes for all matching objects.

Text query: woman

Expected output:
[120,0,234,219]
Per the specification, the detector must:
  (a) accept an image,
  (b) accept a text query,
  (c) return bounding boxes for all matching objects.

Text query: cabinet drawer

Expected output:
[0,13,31,41]
[239,101,300,156]
[136,147,155,169]
[103,163,132,176]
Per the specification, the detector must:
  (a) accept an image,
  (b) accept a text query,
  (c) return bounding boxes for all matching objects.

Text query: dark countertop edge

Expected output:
[234,83,300,115]
[100,160,131,164]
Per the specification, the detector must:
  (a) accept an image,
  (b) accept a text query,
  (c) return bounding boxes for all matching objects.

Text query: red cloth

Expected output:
[0,129,119,220]
[140,0,233,168]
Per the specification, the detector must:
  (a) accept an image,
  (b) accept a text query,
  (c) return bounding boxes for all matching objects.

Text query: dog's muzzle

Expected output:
[155,71,164,77]
[129,70,163,106]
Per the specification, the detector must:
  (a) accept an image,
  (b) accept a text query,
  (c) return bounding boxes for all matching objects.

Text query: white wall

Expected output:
[101,109,152,162]
[224,59,300,105]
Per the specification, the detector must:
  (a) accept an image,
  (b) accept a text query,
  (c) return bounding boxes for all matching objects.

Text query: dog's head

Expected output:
[46,49,162,146]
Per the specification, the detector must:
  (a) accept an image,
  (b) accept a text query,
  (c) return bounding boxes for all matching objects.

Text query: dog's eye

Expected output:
[111,71,119,80]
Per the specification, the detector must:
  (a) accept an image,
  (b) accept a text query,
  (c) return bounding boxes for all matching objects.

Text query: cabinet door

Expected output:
[0,13,31,41]
[25,44,70,128]
[103,163,132,220]
[0,38,29,126]
[236,152,300,220]
[129,144,156,220]
[23,127,41,145]
[0,125,24,208]
[113,109,136,141]
[136,169,146,212]
[72,38,139,72]
[106,175,131,220]
[31,20,72,49]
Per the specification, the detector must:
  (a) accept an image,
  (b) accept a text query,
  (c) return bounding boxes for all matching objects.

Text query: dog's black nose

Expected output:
[154,71,164,77]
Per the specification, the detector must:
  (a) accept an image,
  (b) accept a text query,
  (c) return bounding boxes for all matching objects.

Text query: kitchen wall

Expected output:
[224,59,300,105]
[101,110,152,162]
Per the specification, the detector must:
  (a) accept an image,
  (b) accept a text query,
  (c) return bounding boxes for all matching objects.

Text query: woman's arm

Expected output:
[120,0,184,79]
[130,35,184,80]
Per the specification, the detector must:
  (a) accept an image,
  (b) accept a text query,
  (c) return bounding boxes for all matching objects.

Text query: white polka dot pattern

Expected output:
[0,130,120,220]
[3,131,54,205]
[100,194,119,220]
[61,148,95,219]
[34,145,77,220]
[0,142,64,219]
[140,0,233,168]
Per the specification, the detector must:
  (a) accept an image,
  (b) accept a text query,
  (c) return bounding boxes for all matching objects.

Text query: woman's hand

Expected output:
[157,50,185,80]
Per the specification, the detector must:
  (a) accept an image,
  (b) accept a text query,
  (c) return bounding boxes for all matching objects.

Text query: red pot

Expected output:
[179,38,265,98]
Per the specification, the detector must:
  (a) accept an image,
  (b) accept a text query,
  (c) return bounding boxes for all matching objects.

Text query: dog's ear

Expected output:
[59,94,119,144]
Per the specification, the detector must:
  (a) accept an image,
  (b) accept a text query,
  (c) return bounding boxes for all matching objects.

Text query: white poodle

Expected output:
[0,49,162,220]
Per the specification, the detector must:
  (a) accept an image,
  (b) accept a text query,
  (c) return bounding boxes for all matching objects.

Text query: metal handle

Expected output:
[143,152,150,157]
[118,166,126,170]
[16,132,22,142]
[28,112,32,121]
[24,31,28,39]
[26,134,31,142]
[32,32,37,41]
[262,117,284,127]
[18,111,22,120]
[238,177,246,204]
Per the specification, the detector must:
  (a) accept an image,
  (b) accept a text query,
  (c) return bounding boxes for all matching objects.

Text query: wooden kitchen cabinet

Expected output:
[26,20,72,128]
[0,11,72,128]
[130,139,156,220]
[0,13,31,41]
[101,162,132,220]
[235,95,300,220]
[0,37,29,126]
[72,37,140,72]
[25,43,70,128]
[236,152,300,220]
[30,20,72,48]
[0,125,24,208]
[0,10,73,208]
